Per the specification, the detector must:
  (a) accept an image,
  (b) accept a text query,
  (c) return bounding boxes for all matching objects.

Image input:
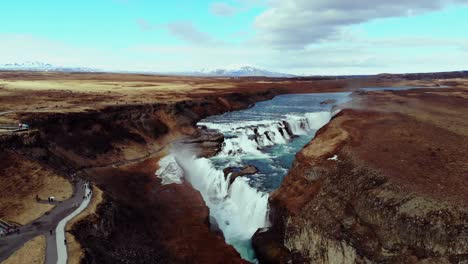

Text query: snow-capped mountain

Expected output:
[0,61,99,72]
[195,66,295,77]
[0,62,295,77]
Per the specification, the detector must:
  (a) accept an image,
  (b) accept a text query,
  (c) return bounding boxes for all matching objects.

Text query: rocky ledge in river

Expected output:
[254,88,468,263]
[184,127,225,157]
[319,99,337,105]
[223,165,259,185]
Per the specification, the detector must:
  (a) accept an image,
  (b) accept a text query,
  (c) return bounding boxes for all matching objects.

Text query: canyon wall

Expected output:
[254,89,468,264]
[1,89,280,263]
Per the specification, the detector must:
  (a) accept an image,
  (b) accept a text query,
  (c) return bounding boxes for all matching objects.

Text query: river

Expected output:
[158,92,352,261]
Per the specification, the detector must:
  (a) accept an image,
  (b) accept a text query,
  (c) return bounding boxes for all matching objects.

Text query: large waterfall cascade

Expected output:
[156,92,352,261]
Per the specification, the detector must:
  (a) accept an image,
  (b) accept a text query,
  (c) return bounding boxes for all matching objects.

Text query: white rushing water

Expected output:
[199,112,331,158]
[157,150,270,256]
[157,110,335,261]
[176,152,269,247]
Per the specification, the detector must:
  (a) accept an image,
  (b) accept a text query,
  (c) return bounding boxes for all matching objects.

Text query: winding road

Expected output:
[0,179,90,264]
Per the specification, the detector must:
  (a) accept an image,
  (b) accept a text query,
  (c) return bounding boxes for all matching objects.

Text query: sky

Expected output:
[1,0,467,75]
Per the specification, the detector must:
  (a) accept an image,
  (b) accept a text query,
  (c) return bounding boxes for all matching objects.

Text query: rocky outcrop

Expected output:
[255,89,468,264]
[6,89,278,171]
[271,156,468,263]
[320,99,337,105]
[223,165,259,185]
[183,128,225,157]
[71,197,174,263]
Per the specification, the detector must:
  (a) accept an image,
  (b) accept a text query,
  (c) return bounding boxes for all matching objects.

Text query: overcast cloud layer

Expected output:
[255,0,468,48]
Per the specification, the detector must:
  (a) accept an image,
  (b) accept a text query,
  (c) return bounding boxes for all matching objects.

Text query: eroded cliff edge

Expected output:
[1,88,281,263]
[254,88,468,263]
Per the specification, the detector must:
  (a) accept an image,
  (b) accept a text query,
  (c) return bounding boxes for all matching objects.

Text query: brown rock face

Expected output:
[252,228,299,264]
[73,157,246,264]
[1,89,278,263]
[63,93,278,263]
[183,128,225,157]
[223,165,259,185]
[259,88,468,264]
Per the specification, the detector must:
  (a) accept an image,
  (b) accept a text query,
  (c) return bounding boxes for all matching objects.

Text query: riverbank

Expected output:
[254,87,468,263]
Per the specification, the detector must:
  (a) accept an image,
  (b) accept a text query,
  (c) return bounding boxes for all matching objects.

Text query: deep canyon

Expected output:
[0,72,467,263]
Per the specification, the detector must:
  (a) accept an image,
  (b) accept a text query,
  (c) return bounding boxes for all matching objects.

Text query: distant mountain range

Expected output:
[190,66,295,77]
[0,62,294,77]
[0,61,99,73]
[2,62,466,79]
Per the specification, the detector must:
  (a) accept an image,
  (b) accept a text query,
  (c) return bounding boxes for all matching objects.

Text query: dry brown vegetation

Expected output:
[342,88,468,203]
[0,72,283,120]
[0,71,446,124]
[0,151,73,225]
[1,235,45,264]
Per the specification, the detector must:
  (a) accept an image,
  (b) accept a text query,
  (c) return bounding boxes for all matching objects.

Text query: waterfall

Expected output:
[157,149,269,260]
[177,153,270,240]
[200,111,332,157]
[305,112,333,129]
[156,110,335,261]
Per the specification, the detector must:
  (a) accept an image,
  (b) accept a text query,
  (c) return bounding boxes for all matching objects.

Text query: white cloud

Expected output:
[135,19,219,46]
[254,0,468,49]
[209,1,268,17]
[210,2,238,17]
[1,33,466,75]
[125,44,270,71]
[0,34,124,69]
[127,34,468,75]
[136,19,156,31]
[164,21,218,45]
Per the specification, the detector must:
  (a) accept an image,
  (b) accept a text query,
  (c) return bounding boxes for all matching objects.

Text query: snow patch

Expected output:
[156,155,184,185]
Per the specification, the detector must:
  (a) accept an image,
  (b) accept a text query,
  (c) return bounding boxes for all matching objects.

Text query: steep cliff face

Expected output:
[255,89,468,264]
[63,91,278,263]
[1,89,278,263]
[13,90,277,170]
[276,155,468,263]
